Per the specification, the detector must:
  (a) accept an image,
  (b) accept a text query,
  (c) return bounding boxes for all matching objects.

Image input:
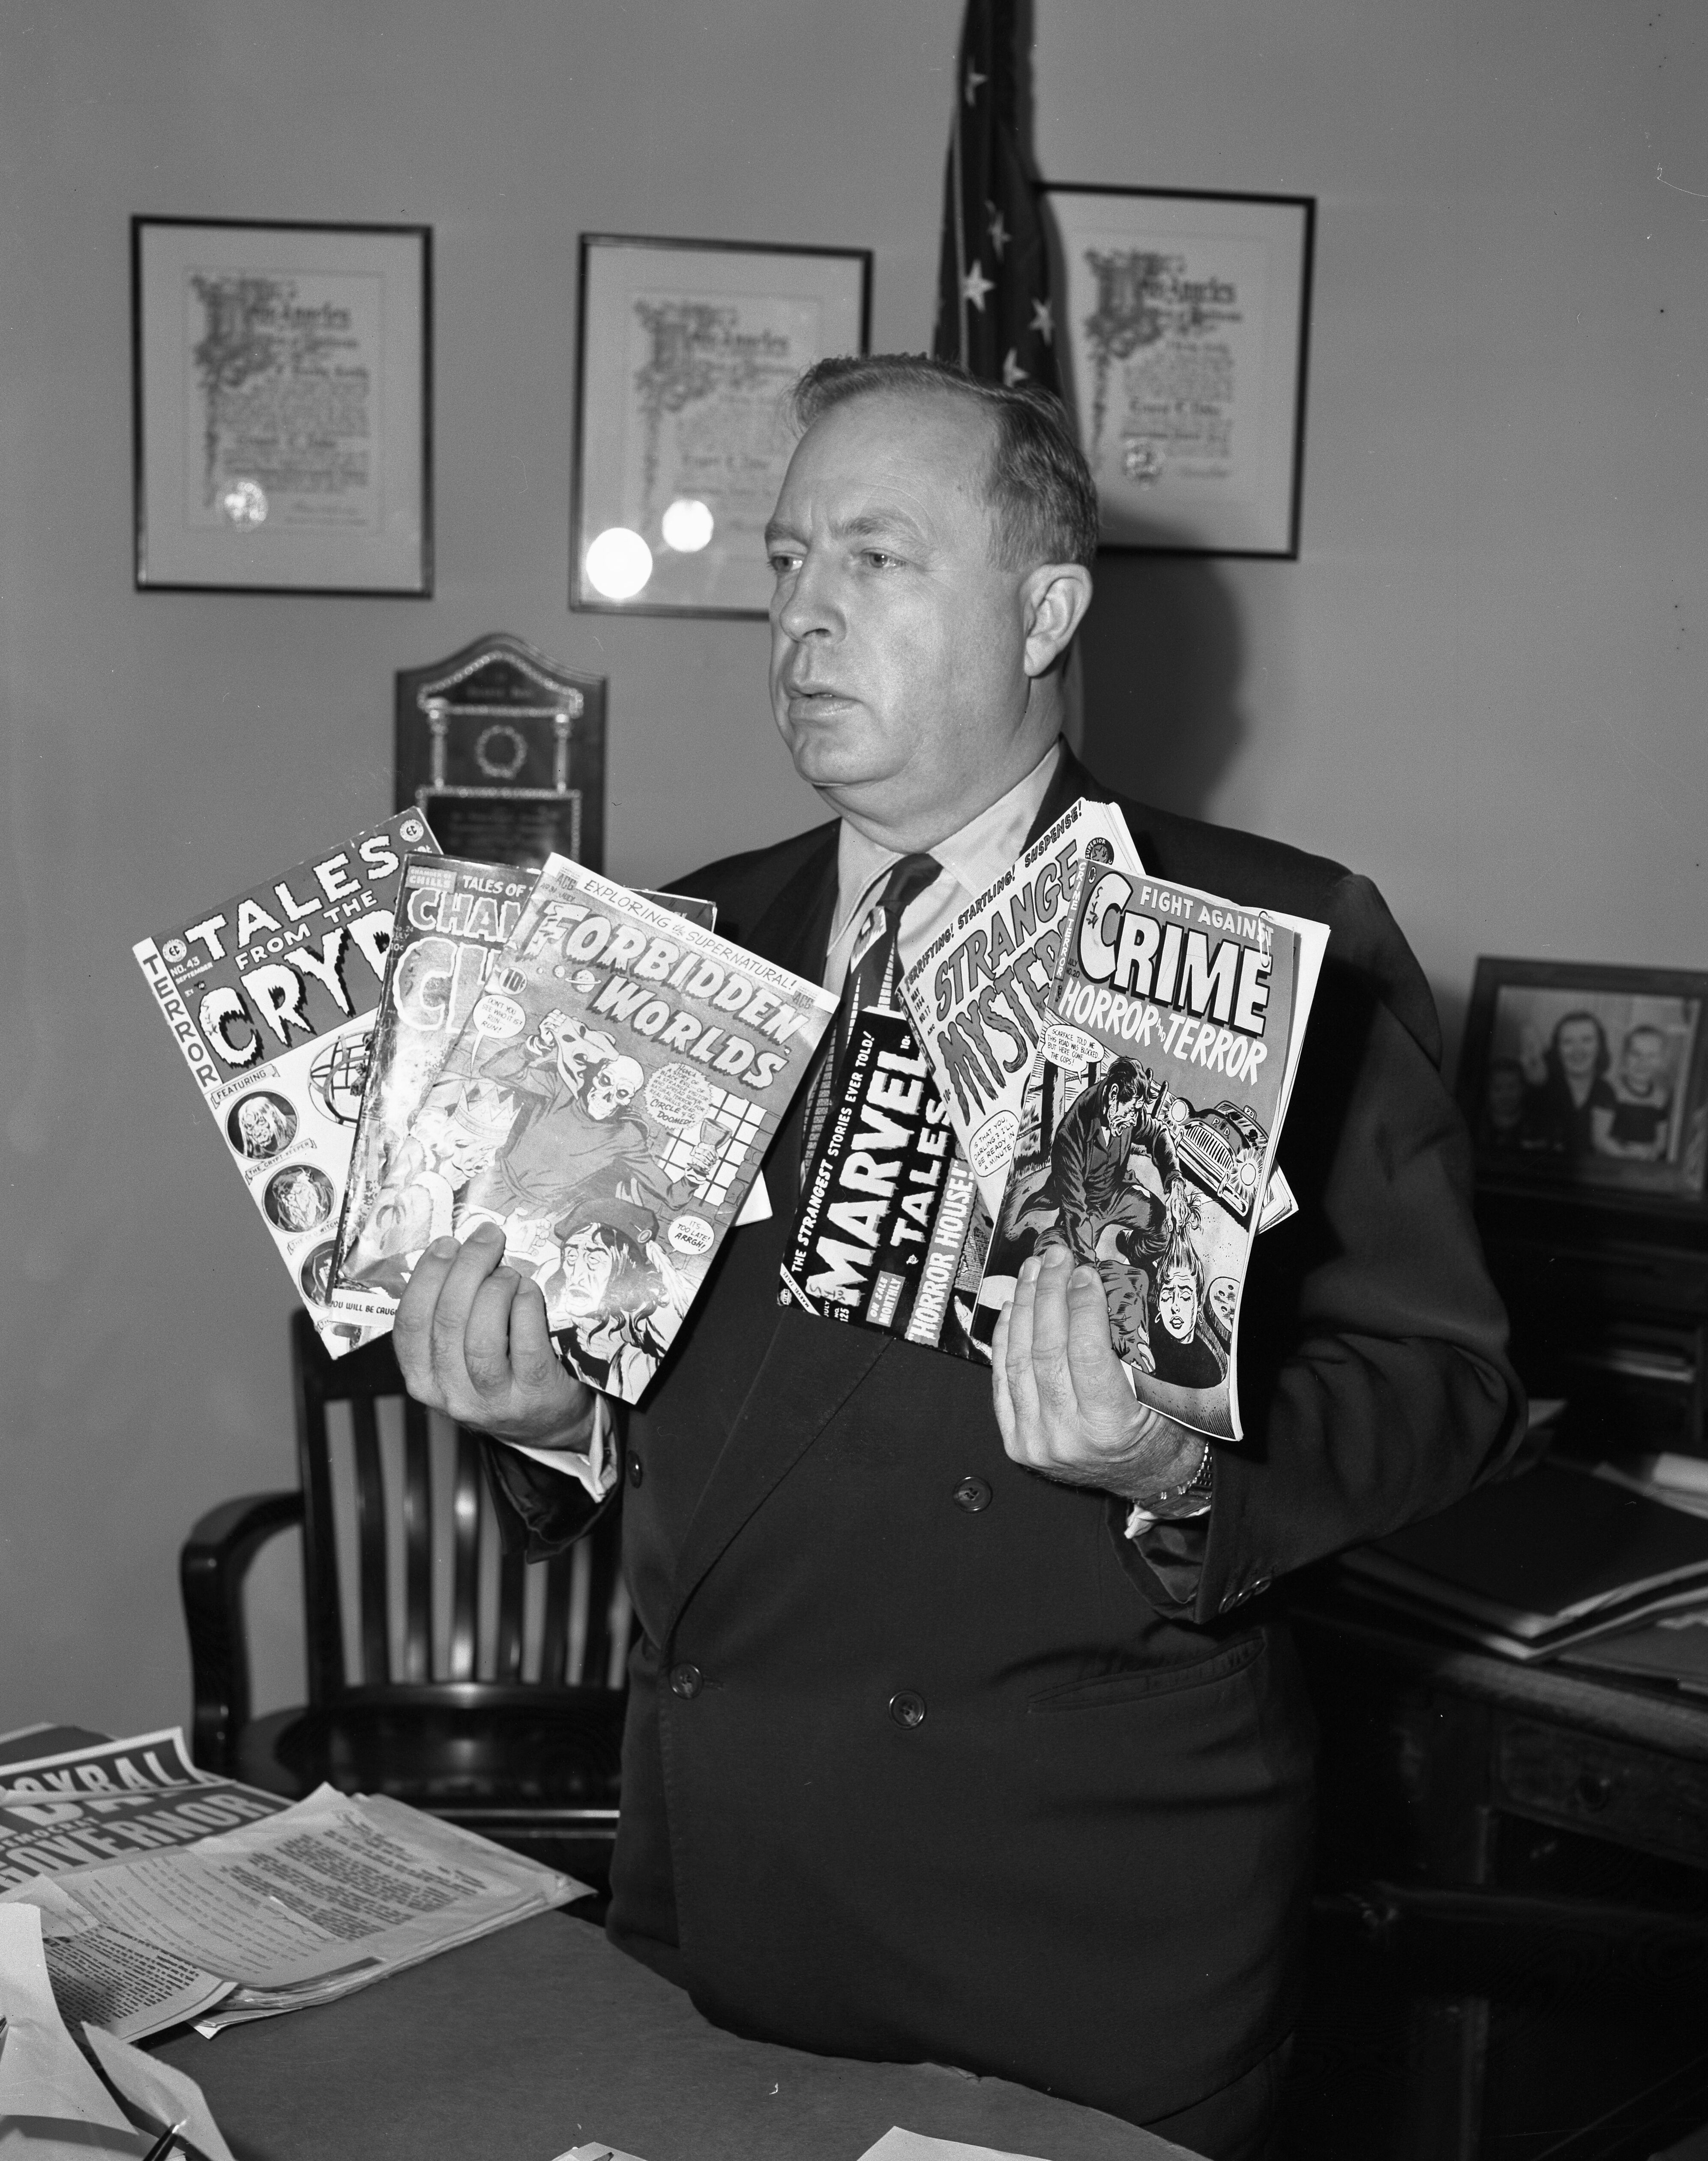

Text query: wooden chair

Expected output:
[181,1310,628,1892]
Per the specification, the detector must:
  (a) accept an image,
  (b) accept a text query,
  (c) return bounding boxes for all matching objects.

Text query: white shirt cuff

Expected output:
[499,1393,618,1503]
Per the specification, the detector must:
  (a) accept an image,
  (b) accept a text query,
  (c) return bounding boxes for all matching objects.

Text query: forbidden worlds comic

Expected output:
[780,1007,991,1359]
[132,808,437,1357]
[405,854,836,1404]
[974,859,1328,1441]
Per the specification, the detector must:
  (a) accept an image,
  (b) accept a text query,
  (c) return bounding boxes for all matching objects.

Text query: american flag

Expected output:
[932,0,1059,396]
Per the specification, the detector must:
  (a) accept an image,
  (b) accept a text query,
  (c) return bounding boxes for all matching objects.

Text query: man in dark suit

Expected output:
[395,356,1522,2158]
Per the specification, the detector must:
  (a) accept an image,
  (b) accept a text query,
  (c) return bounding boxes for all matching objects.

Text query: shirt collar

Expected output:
[828,741,1064,953]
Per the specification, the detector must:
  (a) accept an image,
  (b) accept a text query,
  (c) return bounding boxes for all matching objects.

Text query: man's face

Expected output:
[1157,1266,1199,1343]
[1106,1090,1139,1138]
[765,390,1037,833]
[558,1228,616,1315]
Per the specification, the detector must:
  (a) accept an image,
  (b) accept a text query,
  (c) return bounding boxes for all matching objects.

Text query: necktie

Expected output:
[800,850,941,1182]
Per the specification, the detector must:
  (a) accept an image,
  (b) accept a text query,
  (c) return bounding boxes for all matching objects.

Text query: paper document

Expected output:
[857,2132,1058,2161]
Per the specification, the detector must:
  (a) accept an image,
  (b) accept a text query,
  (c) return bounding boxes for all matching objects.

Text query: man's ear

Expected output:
[1020,562,1094,678]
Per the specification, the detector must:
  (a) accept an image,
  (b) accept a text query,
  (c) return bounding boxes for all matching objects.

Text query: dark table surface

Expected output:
[156,1910,1201,2161]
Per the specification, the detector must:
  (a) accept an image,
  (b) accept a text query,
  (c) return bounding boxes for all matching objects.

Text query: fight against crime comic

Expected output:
[330,855,541,1327]
[416,855,836,1403]
[974,859,1328,1441]
[899,799,1145,1215]
[132,808,437,1357]
[781,1007,991,1359]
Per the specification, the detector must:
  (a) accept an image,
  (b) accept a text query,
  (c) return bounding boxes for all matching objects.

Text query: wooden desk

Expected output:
[1287,1590,1708,2161]
[156,1910,1202,2161]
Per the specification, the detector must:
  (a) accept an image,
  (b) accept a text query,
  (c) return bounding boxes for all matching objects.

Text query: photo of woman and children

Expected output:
[1474,982,1701,1186]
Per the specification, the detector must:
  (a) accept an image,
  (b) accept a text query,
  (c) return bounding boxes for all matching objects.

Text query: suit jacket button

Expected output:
[628,1453,644,1488]
[889,1691,926,1728]
[670,1663,703,1699]
[953,1475,992,1513]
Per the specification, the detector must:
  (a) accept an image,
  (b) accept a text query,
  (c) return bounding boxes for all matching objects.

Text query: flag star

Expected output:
[965,63,987,105]
[986,205,1010,259]
[1030,296,1054,343]
[1002,348,1029,387]
[962,260,995,311]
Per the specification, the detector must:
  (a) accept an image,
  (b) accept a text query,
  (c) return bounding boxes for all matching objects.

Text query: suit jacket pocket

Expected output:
[1026,1633,1262,1713]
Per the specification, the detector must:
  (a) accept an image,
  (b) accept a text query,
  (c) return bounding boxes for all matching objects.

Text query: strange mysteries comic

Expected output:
[132,808,437,1357]
[974,859,1328,1440]
[420,855,836,1402]
[899,799,1144,1217]
[781,1007,990,1358]
[330,855,540,1327]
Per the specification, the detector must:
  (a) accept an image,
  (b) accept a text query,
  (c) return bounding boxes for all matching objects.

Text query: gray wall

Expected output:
[2,0,1701,1736]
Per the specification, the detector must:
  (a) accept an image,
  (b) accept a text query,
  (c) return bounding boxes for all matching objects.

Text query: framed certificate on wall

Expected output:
[133,217,432,594]
[572,233,871,618]
[1046,187,1314,559]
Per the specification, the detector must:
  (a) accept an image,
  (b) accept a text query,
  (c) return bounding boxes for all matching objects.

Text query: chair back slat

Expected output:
[448,1429,483,1682]
[400,1397,433,1684]
[348,1395,392,1686]
[294,1325,347,1704]
[539,1547,575,1687]
[288,1311,627,1699]
[494,1543,527,1681]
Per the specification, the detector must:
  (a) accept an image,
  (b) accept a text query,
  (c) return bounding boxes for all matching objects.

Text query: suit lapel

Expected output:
[664,825,887,1639]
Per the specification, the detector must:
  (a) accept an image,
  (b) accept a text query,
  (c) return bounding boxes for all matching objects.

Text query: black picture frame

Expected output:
[572,232,872,619]
[1044,184,1314,560]
[1457,957,1708,1213]
[133,216,432,596]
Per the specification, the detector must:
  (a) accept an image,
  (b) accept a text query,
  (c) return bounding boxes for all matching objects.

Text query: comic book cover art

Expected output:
[413,855,836,1404]
[899,799,1145,1216]
[780,1008,992,1359]
[974,860,1328,1440]
[132,808,437,1357]
[330,855,540,1327]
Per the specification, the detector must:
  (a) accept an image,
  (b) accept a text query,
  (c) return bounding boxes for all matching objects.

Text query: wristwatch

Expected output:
[1131,1438,1216,1523]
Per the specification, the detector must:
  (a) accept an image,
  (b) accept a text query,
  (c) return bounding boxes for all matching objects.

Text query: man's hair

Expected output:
[1104,1057,1141,1104]
[790,353,1100,573]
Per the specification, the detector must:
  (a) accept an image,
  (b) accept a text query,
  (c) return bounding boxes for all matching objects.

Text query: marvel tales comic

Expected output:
[974,858,1328,1441]
[132,808,437,1356]
[781,1008,991,1358]
[391,854,836,1403]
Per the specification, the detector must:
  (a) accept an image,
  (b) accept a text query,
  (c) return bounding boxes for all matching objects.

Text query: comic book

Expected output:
[330,855,541,1325]
[780,1007,991,1359]
[132,808,437,1357]
[899,799,1145,1217]
[974,859,1329,1440]
[422,854,837,1403]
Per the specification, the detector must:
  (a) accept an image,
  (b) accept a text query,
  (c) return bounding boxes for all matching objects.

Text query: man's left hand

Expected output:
[992,1247,1205,1502]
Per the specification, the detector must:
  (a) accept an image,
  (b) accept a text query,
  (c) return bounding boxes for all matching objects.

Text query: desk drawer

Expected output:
[1496,1715,1708,1870]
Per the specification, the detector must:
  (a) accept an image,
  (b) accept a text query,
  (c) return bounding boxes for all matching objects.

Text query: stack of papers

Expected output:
[0,1902,235,2159]
[0,1721,584,2041]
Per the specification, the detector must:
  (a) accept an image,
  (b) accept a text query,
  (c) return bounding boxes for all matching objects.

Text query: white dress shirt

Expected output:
[821,743,1062,997]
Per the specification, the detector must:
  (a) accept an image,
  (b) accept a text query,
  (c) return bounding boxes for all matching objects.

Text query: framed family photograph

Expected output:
[572,233,871,618]
[1045,186,1314,558]
[133,217,432,595]
[1457,958,1708,1210]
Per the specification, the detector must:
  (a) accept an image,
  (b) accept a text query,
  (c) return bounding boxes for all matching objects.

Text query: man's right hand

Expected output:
[393,1221,591,1446]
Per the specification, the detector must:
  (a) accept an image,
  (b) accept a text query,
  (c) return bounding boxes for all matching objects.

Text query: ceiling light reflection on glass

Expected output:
[660,497,714,554]
[584,526,653,600]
